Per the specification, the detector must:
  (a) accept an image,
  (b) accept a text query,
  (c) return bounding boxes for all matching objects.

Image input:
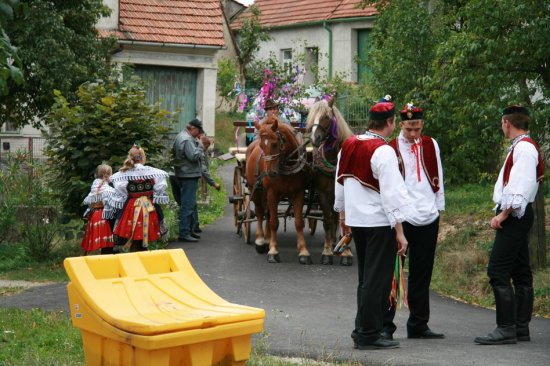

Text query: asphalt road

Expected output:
[1,162,549,365]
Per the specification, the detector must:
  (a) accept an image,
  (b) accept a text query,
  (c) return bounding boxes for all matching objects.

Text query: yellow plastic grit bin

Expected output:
[64,249,265,366]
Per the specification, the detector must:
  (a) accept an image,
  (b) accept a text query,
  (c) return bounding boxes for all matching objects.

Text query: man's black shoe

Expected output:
[357,337,400,350]
[178,235,198,242]
[408,329,445,339]
[474,326,517,345]
[194,227,203,233]
[190,232,201,239]
[381,331,394,340]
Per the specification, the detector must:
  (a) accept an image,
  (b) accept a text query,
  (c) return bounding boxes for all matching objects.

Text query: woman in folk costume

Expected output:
[81,164,115,255]
[106,144,169,252]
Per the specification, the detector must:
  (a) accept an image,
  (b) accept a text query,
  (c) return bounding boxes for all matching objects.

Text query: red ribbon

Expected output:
[411,139,422,182]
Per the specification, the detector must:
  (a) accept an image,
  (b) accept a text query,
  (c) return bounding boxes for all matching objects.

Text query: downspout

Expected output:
[323,21,333,79]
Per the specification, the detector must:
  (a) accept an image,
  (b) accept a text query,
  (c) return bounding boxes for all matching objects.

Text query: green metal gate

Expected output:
[134,65,197,134]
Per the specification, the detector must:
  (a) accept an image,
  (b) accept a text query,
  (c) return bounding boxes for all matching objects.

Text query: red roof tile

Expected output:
[101,0,225,47]
[232,0,377,29]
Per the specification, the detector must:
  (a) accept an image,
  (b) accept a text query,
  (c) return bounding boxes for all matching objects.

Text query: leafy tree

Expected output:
[44,72,174,217]
[362,0,549,183]
[216,57,239,109]
[0,0,23,94]
[1,0,115,129]
[235,5,271,87]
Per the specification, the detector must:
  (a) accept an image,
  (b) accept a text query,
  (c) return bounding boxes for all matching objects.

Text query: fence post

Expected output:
[529,185,547,270]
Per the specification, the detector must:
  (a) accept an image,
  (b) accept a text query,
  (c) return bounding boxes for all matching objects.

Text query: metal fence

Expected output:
[336,95,370,133]
[0,136,48,164]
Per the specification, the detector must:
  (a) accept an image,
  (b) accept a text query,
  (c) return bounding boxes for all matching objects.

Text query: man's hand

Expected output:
[395,222,408,257]
[396,231,408,256]
[490,209,511,230]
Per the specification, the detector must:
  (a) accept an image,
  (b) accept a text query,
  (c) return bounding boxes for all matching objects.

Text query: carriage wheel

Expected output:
[308,217,317,236]
[242,192,252,244]
[232,166,244,232]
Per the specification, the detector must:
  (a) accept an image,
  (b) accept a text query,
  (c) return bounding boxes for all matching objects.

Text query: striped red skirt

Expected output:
[114,196,160,243]
[81,209,114,252]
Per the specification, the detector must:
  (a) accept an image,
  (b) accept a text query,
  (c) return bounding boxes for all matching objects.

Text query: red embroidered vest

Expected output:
[503,137,544,186]
[389,136,440,193]
[337,135,387,193]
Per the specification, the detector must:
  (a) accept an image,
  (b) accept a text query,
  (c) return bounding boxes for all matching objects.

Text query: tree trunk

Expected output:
[529,184,546,269]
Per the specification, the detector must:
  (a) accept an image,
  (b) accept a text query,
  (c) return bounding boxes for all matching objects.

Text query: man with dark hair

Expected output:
[383,103,445,340]
[335,100,410,350]
[475,105,544,345]
[172,119,205,242]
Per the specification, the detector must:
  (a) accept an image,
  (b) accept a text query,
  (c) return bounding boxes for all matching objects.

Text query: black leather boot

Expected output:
[474,285,517,345]
[515,286,533,341]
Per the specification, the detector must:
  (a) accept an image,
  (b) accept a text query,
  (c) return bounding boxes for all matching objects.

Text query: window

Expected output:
[2,121,18,133]
[281,49,293,74]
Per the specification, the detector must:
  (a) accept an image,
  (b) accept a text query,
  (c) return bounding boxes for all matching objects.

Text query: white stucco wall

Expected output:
[254,19,375,83]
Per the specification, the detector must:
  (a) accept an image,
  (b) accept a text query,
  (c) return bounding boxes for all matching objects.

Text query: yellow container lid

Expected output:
[64,249,265,336]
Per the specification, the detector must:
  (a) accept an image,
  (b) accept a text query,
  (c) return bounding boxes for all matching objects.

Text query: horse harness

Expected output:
[260,128,307,176]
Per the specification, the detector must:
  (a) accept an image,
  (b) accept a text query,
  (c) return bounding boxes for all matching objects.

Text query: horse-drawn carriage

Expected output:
[228,100,354,266]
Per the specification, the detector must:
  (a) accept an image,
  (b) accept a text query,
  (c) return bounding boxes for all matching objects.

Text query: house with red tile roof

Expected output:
[231,0,378,84]
[97,0,239,136]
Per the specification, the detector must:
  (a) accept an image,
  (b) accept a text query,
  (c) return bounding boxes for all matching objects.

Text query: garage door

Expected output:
[134,65,197,133]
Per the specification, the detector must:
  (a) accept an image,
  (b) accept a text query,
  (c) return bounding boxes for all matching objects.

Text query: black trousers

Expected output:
[383,217,439,334]
[351,226,396,344]
[488,204,534,289]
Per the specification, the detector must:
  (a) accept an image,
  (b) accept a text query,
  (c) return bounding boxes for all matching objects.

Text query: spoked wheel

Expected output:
[233,166,244,232]
[242,192,252,244]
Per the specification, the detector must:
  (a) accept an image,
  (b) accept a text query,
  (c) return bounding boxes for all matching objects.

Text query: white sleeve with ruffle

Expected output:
[500,142,539,218]
[373,145,411,228]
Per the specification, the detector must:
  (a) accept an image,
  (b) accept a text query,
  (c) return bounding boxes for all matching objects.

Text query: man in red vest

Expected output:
[383,103,446,340]
[335,99,410,350]
[475,105,544,345]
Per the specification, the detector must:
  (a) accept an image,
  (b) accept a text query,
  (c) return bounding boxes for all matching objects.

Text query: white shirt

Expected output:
[397,132,445,226]
[493,138,539,218]
[82,178,115,206]
[334,134,412,228]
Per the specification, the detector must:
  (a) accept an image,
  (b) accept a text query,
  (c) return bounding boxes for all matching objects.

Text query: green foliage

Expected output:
[0,0,23,95]
[1,0,115,129]
[216,57,240,109]
[363,0,550,183]
[44,71,175,217]
[235,5,271,84]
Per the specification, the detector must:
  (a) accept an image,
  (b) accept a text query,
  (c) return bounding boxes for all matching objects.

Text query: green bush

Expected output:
[44,70,175,217]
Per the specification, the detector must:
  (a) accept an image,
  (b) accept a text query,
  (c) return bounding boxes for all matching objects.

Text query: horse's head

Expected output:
[259,116,286,176]
[306,99,352,149]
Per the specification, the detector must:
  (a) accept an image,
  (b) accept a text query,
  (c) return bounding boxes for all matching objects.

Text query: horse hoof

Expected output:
[299,255,313,265]
[255,244,268,254]
[340,256,353,266]
[255,238,265,246]
[321,255,333,265]
[267,254,281,263]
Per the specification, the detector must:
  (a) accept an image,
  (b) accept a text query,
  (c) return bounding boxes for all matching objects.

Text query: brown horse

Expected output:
[306,99,354,265]
[245,116,311,264]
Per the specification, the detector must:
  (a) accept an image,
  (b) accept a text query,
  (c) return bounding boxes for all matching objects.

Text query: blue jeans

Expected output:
[177,177,199,237]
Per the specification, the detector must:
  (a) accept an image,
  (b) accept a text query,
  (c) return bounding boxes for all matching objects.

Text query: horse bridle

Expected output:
[261,129,307,175]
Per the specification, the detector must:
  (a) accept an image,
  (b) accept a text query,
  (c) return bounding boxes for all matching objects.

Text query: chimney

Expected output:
[96,0,119,30]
